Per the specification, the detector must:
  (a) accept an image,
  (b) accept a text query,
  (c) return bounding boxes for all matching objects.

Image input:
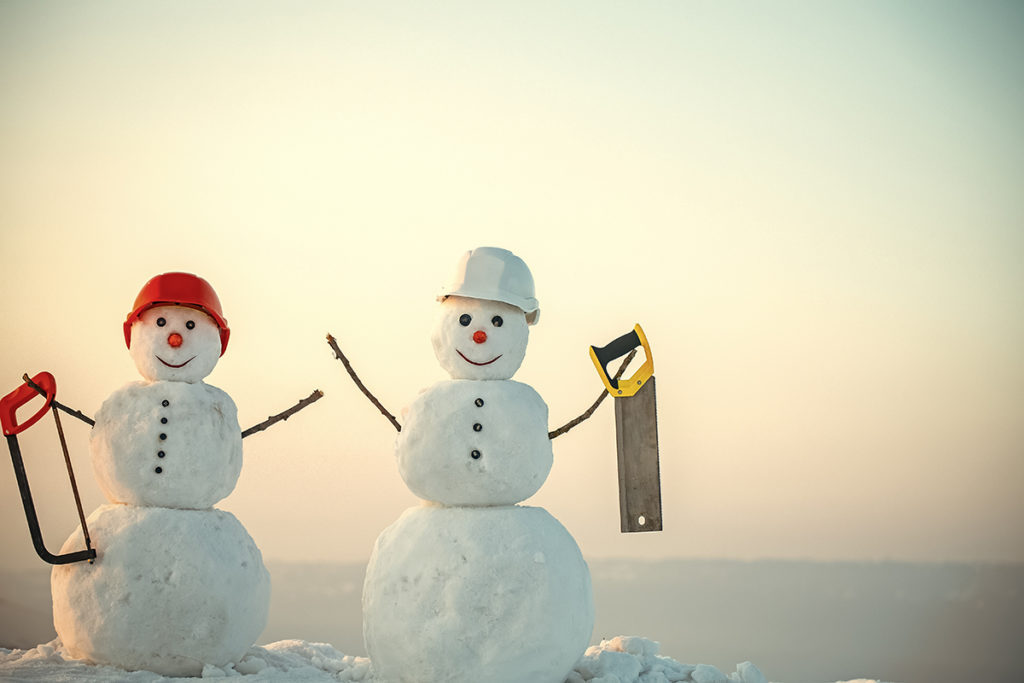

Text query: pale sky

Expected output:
[1,1,1022,571]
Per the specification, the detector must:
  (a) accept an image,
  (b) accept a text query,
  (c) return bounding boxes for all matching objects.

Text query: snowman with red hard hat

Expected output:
[47,273,275,677]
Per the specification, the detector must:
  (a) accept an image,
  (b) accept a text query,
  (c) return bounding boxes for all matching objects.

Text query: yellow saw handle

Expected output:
[589,324,653,397]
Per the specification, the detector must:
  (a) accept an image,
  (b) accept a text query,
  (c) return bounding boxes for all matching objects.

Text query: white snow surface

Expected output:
[364,505,593,683]
[50,504,269,677]
[0,636,828,683]
[431,296,529,381]
[396,379,552,505]
[90,380,242,509]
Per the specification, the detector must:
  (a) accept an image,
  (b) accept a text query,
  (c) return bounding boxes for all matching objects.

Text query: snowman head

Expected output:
[123,273,230,383]
[431,296,530,380]
[128,305,223,382]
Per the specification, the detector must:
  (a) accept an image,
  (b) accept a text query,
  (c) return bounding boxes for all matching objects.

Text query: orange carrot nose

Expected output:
[168,333,183,348]
[473,330,487,344]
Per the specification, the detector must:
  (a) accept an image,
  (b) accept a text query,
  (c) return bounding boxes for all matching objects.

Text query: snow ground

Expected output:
[0,636,887,683]
[7,558,1019,682]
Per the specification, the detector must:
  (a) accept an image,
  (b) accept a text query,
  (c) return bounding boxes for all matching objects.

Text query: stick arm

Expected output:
[326,334,402,432]
[22,374,95,427]
[548,349,636,439]
[241,390,324,438]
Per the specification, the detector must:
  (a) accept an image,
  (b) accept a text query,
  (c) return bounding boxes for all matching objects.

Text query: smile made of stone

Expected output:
[456,349,502,366]
[156,355,196,368]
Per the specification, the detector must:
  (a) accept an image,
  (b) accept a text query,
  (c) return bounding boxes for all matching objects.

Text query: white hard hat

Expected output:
[438,247,540,325]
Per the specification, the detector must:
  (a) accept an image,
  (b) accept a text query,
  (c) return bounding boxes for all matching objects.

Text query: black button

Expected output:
[471,450,482,459]
[475,398,484,407]
[160,417,168,424]
[159,433,167,440]
[155,467,163,474]
[157,451,165,458]
[162,400,170,407]
[473,423,482,432]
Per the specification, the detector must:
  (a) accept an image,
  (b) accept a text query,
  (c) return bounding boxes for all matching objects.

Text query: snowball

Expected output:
[574,639,698,682]
[692,664,729,683]
[234,655,268,674]
[396,379,552,505]
[51,504,269,677]
[576,650,643,680]
[639,672,671,683]
[128,305,222,383]
[734,661,768,683]
[90,380,242,509]
[363,505,593,683]
[431,296,529,380]
[255,641,373,681]
[604,636,661,658]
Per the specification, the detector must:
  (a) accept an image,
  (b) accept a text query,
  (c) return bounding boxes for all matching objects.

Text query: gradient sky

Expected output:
[1,1,1022,571]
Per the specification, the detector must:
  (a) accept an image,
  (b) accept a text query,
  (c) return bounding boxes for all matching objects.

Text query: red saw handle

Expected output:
[1,372,56,436]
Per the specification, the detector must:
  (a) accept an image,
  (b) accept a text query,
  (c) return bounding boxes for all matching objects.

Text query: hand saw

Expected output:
[590,324,663,533]
[1,372,96,564]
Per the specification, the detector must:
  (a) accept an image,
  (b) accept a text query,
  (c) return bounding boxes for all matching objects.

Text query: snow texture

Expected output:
[431,296,529,380]
[128,305,223,384]
[90,379,242,509]
[363,504,594,683]
[2,636,887,682]
[50,504,269,677]
[395,379,552,506]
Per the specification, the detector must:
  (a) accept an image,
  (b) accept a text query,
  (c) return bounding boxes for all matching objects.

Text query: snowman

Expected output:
[50,272,270,677]
[361,248,594,683]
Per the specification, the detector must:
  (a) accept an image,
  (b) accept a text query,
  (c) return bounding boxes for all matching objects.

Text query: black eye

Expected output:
[156,317,166,327]
[186,320,195,330]
[491,316,503,327]
[459,314,472,326]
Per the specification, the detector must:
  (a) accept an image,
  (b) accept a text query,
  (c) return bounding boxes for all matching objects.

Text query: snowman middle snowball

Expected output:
[397,296,552,506]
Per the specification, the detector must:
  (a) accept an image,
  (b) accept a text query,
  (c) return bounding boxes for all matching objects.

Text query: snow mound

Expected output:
[0,639,370,681]
[2,635,893,682]
[0,636,771,683]
[570,637,767,683]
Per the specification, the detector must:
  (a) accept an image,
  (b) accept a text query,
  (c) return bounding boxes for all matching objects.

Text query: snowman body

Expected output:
[397,379,551,506]
[364,505,592,683]
[91,380,242,510]
[363,291,594,683]
[52,504,268,677]
[50,296,269,677]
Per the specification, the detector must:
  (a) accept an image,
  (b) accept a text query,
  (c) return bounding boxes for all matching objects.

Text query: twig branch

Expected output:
[22,374,95,427]
[326,333,402,432]
[548,349,637,440]
[241,390,324,439]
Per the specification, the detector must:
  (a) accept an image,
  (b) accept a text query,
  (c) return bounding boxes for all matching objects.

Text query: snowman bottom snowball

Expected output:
[51,504,270,677]
[363,505,594,683]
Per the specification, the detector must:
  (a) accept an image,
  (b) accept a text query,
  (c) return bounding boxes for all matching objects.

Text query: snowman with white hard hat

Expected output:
[336,247,594,683]
[0,272,322,676]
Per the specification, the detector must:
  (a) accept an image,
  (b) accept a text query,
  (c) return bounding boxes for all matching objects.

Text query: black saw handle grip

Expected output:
[591,330,642,382]
[589,324,654,397]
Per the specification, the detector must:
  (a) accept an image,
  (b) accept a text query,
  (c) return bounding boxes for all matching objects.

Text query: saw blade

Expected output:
[614,375,663,532]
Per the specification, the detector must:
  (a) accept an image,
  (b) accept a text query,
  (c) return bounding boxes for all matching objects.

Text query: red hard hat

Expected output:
[123,272,230,356]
